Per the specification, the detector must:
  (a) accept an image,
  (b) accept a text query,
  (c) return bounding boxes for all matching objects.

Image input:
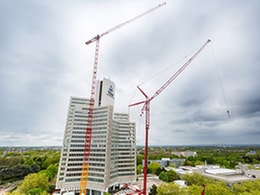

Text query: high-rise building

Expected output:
[56,78,136,195]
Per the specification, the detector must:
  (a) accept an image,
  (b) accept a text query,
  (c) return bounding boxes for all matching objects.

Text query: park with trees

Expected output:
[0,148,60,194]
[1,145,260,194]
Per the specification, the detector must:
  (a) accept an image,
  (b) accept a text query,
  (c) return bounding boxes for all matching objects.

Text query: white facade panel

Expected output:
[56,78,136,194]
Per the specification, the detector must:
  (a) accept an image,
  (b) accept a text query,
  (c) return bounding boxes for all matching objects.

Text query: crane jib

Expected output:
[80,2,167,195]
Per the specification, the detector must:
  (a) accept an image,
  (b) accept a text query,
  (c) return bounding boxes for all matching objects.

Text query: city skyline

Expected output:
[0,0,259,146]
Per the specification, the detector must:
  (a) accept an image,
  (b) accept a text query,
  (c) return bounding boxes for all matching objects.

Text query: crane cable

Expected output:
[138,55,190,87]
[210,43,231,119]
[129,45,207,106]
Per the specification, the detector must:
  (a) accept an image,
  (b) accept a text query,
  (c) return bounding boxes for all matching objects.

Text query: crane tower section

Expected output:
[80,2,166,195]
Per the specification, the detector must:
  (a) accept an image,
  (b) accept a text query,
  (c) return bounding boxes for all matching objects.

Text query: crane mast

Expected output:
[129,39,211,195]
[80,3,166,195]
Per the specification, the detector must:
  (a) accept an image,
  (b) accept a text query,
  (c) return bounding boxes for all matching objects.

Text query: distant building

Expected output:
[174,165,257,185]
[171,150,197,158]
[197,166,256,185]
[147,158,185,168]
[236,163,260,178]
[174,180,187,187]
[246,150,256,155]
[55,78,136,195]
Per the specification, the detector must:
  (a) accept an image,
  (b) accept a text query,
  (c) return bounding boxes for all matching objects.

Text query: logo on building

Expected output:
[107,85,114,98]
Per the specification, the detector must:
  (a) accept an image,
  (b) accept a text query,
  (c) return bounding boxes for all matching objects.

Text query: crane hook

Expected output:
[227,110,231,119]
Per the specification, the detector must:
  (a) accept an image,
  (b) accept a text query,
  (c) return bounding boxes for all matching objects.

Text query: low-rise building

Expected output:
[147,158,185,168]
[175,165,257,185]
[171,150,197,158]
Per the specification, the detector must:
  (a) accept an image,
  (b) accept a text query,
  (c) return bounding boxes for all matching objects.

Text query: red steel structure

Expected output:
[79,3,166,195]
[129,39,211,195]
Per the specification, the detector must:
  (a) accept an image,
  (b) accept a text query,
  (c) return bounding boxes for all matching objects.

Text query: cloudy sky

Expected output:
[1,0,259,146]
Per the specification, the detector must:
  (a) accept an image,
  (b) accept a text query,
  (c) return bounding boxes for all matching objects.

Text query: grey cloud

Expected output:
[1,0,260,146]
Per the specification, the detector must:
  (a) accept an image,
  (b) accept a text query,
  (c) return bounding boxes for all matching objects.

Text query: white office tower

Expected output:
[56,78,136,195]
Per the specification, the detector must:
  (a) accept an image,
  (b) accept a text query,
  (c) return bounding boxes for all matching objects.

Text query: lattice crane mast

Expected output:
[80,3,166,195]
[129,39,211,195]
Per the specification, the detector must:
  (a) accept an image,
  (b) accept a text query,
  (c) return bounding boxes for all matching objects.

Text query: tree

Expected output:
[149,184,157,195]
[0,156,23,167]
[169,163,175,168]
[148,162,161,175]
[156,167,164,176]
[136,155,144,166]
[205,183,233,195]
[166,170,178,182]
[0,164,33,181]
[232,180,260,194]
[27,188,49,195]
[184,160,193,166]
[44,164,58,181]
[137,164,143,175]
[194,160,204,166]
[31,163,40,173]
[180,172,210,186]
[187,184,203,194]
[23,157,35,166]
[17,173,50,194]
[158,172,168,182]
[157,183,187,195]
[41,152,60,169]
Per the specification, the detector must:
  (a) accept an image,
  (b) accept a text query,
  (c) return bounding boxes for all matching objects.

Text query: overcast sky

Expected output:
[1,0,259,146]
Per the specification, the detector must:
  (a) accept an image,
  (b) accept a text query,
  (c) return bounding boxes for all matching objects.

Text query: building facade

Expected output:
[56,78,136,195]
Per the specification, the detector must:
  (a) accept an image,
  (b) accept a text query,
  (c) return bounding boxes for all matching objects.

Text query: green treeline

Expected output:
[137,146,260,195]
[144,161,260,194]
[137,145,260,168]
[149,172,260,195]
[1,145,260,194]
[0,149,60,194]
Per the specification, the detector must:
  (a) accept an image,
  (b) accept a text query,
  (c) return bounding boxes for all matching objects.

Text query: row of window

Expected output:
[110,174,118,179]
[73,123,107,126]
[67,162,105,167]
[71,100,88,105]
[70,144,84,147]
[72,130,107,135]
[74,118,108,122]
[118,168,135,172]
[74,114,108,119]
[67,167,81,172]
[69,153,105,157]
[70,144,107,148]
[118,162,135,167]
[71,135,107,139]
[109,172,135,179]
[69,149,106,153]
[79,109,108,114]
[66,172,104,177]
[119,173,135,176]
[117,160,135,164]
[60,173,133,182]
[68,157,106,162]
[92,140,106,143]
[71,140,84,143]
[61,176,105,183]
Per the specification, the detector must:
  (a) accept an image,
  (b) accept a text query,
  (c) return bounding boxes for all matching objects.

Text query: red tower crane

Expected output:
[80,3,166,195]
[129,39,211,195]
